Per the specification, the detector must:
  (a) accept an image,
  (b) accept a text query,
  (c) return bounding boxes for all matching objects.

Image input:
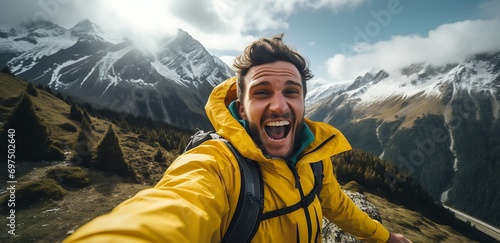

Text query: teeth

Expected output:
[266,121,290,127]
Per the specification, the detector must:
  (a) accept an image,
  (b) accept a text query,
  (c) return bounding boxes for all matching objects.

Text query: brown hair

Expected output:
[233,33,313,100]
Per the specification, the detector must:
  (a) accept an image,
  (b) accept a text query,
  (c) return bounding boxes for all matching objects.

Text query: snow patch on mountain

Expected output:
[149,60,183,86]
[321,56,499,109]
[346,70,439,107]
[449,59,498,94]
[99,45,135,83]
[306,78,351,105]
[49,55,90,89]
[9,36,78,74]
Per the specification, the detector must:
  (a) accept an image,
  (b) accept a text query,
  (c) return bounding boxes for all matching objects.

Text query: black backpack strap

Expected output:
[311,161,324,197]
[183,130,263,242]
[260,161,323,221]
[221,140,263,243]
[184,130,323,241]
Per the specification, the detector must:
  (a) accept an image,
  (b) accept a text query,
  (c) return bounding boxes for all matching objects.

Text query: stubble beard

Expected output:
[246,112,304,159]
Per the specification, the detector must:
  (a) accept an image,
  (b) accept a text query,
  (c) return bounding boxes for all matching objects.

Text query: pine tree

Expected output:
[44,85,53,95]
[158,130,169,150]
[82,110,92,124]
[1,65,13,75]
[55,92,64,101]
[26,82,38,96]
[0,93,60,161]
[94,124,131,177]
[71,119,93,167]
[69,104,84,121]
[154,147,166,164]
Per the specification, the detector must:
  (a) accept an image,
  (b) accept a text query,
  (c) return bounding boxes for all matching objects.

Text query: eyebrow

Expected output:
[250,80,302,89]
[286,80,302,88]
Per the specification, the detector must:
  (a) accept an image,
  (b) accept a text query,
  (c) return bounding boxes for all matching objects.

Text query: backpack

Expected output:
[183,129,324,242]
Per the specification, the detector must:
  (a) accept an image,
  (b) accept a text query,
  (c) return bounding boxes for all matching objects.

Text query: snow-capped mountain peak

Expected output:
[70,19,123,44]
[305,51,500,227]
[308,52,499,111]
[156,29,233,87]
[1,20,234,129]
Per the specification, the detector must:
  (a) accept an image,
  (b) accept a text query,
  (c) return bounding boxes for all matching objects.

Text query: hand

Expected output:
[387,233,413,243]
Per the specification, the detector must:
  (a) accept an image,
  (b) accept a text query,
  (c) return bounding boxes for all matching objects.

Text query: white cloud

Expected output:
[212,0,367,33]
[218,55,236,68]
[326,18,500,81]
[0,0,366,53]
[479,0,500,19]
[308,0,366,11]
[170,0,367,51]
[102,0,364,53]
[0,0,368,50]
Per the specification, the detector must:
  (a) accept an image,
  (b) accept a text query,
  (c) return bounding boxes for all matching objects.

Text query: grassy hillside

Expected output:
[0,161,150,242]
[0,74,78,149]
[0,74,492,242]
[0,73,190,241]
[0,73,190,184]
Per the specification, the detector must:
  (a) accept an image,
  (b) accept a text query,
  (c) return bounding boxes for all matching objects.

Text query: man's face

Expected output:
[237,61,305,159]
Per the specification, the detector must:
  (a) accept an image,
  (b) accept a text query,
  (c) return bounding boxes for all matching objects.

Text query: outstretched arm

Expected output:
[64,149,232,242]
[320,158,413,243]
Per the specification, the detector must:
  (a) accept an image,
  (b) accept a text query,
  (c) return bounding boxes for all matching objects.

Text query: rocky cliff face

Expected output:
[322,191,382,243]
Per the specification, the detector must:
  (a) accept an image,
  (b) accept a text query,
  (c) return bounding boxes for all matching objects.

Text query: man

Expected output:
[64,34,412,242]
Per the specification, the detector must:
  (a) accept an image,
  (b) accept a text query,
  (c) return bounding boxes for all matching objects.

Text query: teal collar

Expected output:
[228,101,314,165]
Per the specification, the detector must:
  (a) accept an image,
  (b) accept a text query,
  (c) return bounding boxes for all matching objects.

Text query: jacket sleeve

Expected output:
[320,158,390,243]
[63,145,233,243]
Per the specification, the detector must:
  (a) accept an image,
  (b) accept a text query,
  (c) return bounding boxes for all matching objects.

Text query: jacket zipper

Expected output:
[286,161,313,243]
[288,133,335,242]
[300,134,336,159]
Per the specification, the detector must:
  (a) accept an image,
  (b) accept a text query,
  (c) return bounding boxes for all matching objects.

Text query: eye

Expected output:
[254,90,270,96]
[284,88,300,96]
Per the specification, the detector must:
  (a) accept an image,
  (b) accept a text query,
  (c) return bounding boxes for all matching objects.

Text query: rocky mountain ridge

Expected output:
[0,19,234,129]
[306,51,500,227]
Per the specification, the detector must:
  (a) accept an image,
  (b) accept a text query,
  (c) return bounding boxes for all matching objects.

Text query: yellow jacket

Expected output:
[64,77,389,242]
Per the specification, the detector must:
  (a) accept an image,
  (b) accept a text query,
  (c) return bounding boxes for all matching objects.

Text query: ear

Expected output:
[236,99,246,119]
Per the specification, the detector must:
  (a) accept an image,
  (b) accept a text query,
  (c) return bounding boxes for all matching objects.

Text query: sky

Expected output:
[1,0,500,83]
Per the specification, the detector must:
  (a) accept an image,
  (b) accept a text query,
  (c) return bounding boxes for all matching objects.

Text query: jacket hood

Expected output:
[205,77,352,163]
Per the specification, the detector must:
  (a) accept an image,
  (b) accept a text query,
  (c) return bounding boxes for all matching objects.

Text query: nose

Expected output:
[269,93,288,113]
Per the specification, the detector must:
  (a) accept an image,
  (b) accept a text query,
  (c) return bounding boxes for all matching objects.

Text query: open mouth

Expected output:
[265,120,291,140]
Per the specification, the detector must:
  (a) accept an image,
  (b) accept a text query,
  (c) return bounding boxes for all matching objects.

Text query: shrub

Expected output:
[59,122,78,132]
[1,179,66,208]
[44,166,91,189]
[47,145,66,161]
